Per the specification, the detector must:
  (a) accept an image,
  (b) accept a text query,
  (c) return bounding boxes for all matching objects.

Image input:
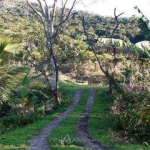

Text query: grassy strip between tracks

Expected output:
[49,88,92,150]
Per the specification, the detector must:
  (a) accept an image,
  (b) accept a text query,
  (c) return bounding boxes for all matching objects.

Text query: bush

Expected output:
[0,101,12,117]
[112,91,150,143]
[0,113,38,132]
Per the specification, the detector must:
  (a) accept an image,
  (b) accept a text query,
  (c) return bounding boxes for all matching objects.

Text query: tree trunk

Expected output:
[49,55,60,105]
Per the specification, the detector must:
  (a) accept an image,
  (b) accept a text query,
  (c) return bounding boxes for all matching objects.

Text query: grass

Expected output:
[0,82,149,150]
[89,88,150,150]
[0,82,82,150]
[49,87,92,150]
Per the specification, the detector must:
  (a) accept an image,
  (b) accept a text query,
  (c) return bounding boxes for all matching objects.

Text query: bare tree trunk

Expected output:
[81,11,123,95]
[107,8,124,95]
[49,46,60,104]
[26,0,77,105]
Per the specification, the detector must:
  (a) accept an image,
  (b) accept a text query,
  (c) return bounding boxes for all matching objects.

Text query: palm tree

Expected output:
[0,39,12,101]
[0,39,24,111]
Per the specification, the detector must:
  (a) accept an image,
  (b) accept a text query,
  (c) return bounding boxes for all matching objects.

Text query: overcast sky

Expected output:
[30,0,150,18]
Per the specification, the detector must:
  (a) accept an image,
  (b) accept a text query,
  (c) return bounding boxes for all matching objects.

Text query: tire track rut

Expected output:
[77,88,115,150]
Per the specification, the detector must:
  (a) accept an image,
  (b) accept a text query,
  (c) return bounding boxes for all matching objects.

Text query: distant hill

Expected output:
[0,0,24,8]
[0,0,36,17]
[0,0,146,44]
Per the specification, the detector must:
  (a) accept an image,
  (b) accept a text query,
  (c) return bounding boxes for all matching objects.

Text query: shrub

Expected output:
[0,113,38,132]
[112,90,150,143]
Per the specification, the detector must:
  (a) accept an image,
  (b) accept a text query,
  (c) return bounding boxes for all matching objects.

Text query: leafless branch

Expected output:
[42,0,48,8]
[81,0,98,7]
[60,0,69,22]
[26,47,41,71]
[37,0,46,17]
[61,0,77,24]
[62,0,69,10]
[54,0,77,37]
[110,8,124,66]
[51,0,57,23]
[42,0,50,20]
[27,0,49,42]
[80,0,86,7]
[82,16,107,75]
[26,0,43,19]
[111,8,124,38]
[25,45,51,83]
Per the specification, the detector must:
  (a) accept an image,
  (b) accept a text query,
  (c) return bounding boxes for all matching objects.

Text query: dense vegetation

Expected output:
[0,0,150,149]
[0,0,148,43]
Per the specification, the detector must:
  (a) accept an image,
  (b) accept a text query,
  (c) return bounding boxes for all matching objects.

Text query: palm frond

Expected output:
[0,38,12,57]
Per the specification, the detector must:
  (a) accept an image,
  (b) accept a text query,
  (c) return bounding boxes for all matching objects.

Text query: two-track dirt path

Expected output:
[27,88,115,150]
[27,89,83,150]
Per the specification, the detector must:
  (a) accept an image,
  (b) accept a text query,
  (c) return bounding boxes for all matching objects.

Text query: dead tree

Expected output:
[26,0,77,105]
[108,8,124,94]
[81,8,124,94]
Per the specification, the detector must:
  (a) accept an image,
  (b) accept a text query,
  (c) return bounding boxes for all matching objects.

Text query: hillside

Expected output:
[0,0,30,16]
[0,0,145,43]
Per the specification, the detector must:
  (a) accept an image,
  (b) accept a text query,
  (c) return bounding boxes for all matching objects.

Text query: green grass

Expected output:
[89,88,150,150]
[0,82,82,150]
[0,115,58,150]
[1,82,149,150]
[49,88,92,150]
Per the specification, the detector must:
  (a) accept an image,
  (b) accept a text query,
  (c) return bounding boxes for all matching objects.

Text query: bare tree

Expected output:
[108,8,124,94]
[26,0,77,105]
[111,8,124,38]
[81,8,125,94]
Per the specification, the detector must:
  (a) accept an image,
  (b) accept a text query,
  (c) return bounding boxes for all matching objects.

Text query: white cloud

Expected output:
[75,0,150,18]
[29,0,150,18]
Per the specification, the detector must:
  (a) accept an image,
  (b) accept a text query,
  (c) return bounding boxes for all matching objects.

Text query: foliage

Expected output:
[0,38,17,117]
[58,134,83,147]
[138,18,150,40]
[96,36,150,144]
[113,89,150,142]
[0,82,79,149]
[101,45,150,143]
[0,113,38,132]
[0,37,59,132]
[82,11,150,143]
[89,88,150,150]
[0,3,144,44]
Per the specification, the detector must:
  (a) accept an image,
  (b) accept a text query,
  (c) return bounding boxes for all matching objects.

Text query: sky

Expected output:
[30,0,150,18]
